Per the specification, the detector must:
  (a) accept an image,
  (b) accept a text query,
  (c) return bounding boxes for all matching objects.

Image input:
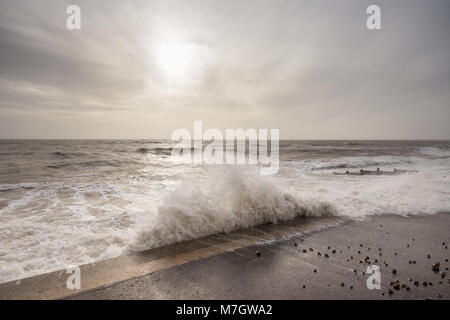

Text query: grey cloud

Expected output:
[0,0,449,139]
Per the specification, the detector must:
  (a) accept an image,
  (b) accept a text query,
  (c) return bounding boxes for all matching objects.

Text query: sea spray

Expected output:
[128,166,336,251]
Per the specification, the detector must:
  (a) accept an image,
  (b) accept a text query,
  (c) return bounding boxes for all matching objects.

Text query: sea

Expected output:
[0,140,449,283]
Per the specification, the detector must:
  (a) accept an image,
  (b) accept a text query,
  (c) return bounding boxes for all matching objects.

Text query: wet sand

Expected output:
[1,213,449,300]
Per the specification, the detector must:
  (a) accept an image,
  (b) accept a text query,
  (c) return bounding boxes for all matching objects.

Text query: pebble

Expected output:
[302,249,307,253]
[427,254,431,259]
[317,252,321,256]
[332,250,336,254]
[392,269,397,275]
[414,281,419,286]
[313,269,317,273]
[256,251,261,257]
[388,288,393,295]
[340,282,345,287]
[309,248,314,252]
[423,281,428,287]
[432,262,440,272]
[294,243,298,247]
[325,253,329,258]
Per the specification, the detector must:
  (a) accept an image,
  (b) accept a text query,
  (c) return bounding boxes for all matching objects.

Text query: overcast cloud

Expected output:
[0,0,449,139]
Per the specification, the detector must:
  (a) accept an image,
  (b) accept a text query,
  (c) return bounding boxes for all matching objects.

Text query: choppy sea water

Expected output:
[0,140,449,283]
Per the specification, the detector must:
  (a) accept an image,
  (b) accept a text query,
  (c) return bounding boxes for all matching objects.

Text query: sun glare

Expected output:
[156,41,194,79]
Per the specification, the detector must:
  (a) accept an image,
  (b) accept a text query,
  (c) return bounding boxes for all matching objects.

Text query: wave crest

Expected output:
[129,167,335,251]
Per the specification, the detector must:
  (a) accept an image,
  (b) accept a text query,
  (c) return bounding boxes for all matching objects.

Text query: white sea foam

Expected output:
[287,156,450,217]
[418,147,450,157]
[308,155,415,171]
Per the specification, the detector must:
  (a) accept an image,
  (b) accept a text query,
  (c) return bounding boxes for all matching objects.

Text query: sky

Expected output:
[0,0,449,139]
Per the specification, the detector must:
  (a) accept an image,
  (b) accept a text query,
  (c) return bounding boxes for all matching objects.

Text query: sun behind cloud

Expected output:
[152,36,214,88]
[156,41,194,78]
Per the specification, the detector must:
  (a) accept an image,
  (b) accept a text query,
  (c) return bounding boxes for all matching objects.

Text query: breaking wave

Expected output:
[129,166,336,251]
